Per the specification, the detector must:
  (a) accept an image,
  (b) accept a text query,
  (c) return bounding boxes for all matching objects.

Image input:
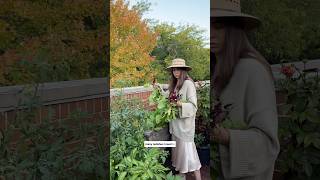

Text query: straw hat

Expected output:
[166,58,192,71]
[211,0,261,30]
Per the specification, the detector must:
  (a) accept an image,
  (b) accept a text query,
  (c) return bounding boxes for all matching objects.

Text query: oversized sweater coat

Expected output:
[168,80,198,142]
[217,58,280,180]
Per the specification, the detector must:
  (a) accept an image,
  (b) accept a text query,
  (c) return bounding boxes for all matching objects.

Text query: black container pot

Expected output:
[197,144,210,166]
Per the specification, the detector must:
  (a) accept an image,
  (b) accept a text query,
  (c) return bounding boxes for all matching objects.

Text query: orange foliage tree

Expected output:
[110,0,157,88]
[0,0,107,86]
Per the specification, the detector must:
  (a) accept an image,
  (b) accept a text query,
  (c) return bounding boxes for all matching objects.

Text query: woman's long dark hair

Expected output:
[168,68,193,94]
[212,19,273,97]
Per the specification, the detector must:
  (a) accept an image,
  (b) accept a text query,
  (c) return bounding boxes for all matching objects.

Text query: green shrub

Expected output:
[110,93,181,179]
[276,60,320,179]
[0,85,107,179]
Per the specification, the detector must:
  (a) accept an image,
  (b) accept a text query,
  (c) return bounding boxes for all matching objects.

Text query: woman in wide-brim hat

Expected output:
[165,58,202,180]
[210,0,280,179]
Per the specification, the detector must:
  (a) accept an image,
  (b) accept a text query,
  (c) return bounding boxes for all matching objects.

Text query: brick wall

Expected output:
[0,78,108,145]
[110,86,156,110]
[0,98,108,130]
[109,60,320,131]
[0,60,319,135]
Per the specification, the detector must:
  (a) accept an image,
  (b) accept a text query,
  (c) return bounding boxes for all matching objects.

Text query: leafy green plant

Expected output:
[114,148,169,180]
[196,82,210,125]
[110,92,150,162]
[147,86,178,130]
[194,133,205,147]
[0,84,107,179]
[165,172,182,180]
[276,60,320,179]
[210,142,221,179]
[110,92,181,179]
[150,23,210,83]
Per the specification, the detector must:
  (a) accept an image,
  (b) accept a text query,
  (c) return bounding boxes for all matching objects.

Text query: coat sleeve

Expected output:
[223,62,280,178]
[180,81,198,118]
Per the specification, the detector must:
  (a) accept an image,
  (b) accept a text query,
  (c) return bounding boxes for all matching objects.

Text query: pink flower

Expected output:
[280,65,295,78]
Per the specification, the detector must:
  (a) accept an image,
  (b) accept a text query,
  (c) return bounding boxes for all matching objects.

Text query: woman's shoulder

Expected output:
[238,58,264,69]
[183,79,195,86]
[236,58,270,76]
[181,79,196,92]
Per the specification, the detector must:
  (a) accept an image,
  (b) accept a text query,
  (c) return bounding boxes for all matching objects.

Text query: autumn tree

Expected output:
[0,0,107,86]
[151,23,210,83]
[110,0,157,88]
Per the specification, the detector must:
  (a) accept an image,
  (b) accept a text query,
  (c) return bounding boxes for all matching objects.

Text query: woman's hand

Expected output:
[153,83,161,89]
[176,101,182,107]
[211,125,230,146]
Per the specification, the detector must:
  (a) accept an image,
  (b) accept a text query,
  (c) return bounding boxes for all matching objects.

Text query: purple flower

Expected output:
[169,92,182,103]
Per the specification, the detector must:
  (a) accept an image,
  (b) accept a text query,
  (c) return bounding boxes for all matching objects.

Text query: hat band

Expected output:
[212,7,240,13]
[172,62,186,66]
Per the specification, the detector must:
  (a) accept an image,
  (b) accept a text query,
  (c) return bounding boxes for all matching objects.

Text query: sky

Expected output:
[128,0,210,46]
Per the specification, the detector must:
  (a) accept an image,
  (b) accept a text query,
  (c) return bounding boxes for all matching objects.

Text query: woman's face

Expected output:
[172,68,182,79]
[211,19,226,54]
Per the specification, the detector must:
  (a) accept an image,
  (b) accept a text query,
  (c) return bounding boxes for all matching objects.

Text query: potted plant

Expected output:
[195,133,210,166]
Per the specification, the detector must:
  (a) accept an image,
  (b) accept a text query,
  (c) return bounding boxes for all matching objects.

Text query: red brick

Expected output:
[41,106,49,120]
[61,118,77,129]
[88,115,99,124]
[101,97,107,112]
[7,110,17,121]
[77,100,86,112]
[11,128,22,143]
[0,112,6,130]
[100,111,108,120]
[94,98,102,113]
[50,104,60,121]
[87,99,94,114]
[35,108,42,123]
[69,102,77,113]
[60,103,69,119]
[88,112,104,124]
[86,117,96,124]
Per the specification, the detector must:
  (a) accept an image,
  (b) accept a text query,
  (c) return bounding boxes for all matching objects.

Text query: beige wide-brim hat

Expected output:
[211,0,261,30]
[166,58,192,71]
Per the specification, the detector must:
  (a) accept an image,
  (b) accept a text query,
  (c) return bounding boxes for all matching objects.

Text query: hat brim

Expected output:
[166,66,192,71]
[211,10,261,30]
